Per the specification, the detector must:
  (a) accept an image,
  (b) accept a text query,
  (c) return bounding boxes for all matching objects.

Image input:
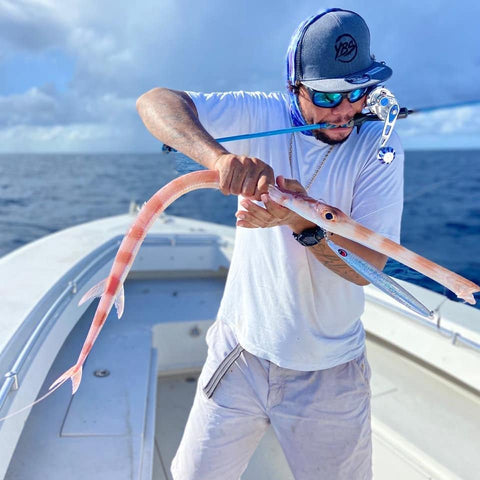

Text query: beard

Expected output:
[312,128,353,145]
[297,102,354,145]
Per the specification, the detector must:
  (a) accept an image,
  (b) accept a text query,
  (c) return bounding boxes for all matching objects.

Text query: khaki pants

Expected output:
[171,320,372,480]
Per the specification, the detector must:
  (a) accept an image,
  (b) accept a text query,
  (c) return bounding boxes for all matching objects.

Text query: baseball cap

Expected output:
[293,9,392,92]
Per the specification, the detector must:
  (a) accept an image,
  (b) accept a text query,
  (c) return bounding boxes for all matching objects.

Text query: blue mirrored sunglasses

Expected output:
[304,85,371,108]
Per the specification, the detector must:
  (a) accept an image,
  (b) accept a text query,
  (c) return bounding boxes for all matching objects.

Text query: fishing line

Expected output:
[0,379,68,423]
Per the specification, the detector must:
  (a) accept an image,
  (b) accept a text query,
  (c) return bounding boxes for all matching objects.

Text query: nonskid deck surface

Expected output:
[6,276,480,480]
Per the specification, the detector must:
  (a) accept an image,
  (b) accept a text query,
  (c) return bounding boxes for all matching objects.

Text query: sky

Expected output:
[1,0,480,153]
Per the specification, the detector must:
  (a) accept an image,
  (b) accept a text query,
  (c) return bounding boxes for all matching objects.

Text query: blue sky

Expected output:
[1,0,479,152]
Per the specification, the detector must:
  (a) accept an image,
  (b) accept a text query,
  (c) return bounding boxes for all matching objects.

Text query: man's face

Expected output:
[297,85,366,145]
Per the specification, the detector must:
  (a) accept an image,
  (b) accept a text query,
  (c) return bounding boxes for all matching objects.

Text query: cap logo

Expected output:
[334,34,357,63]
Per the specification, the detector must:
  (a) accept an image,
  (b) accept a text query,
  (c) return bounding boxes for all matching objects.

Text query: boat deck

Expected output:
[5,275,480,479]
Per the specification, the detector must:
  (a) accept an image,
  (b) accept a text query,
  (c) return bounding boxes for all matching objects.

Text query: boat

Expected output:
[0,206,479,480]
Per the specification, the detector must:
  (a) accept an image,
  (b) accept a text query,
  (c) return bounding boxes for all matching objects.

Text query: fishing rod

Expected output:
[161,87,477,160]
[160,107,408,151]
[408,99,480,114]
[162,87,408,153]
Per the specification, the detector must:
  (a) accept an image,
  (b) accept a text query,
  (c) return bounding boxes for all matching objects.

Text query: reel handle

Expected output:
[366,86,401,149]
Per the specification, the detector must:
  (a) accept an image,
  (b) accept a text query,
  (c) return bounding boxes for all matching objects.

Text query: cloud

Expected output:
[0,123,126,152]
[0,0,70,52]
[408,106,480,135]
[397,104,480,149]
[0,85,139,125]
[0,0,480,151]
[0,86,70,127]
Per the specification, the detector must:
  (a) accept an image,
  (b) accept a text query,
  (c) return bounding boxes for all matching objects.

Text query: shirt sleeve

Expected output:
[186,91,257,155]
[185,91,289,157]
[350,129,404,243]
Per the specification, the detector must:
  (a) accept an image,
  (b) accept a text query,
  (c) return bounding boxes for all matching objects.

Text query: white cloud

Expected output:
[0,0,480,151]
[397,104,480,149]
[0,0,71,52]
[0,121,144,153]
[0,86,139,125]
[0,87,59,126]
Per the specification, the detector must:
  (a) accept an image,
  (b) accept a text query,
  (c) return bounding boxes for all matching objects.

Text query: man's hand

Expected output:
[235,176,316,232]
[214,153,275,201]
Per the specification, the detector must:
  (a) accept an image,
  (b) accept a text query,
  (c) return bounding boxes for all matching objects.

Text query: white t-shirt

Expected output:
[188,91,404,370]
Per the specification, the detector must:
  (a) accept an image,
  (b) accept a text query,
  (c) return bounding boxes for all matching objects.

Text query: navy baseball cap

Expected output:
[294,9,392,92]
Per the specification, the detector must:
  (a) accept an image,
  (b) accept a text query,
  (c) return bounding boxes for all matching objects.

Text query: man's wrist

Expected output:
[290,219,317,235]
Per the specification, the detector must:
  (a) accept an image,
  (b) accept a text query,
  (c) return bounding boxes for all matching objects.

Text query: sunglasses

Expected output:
[303,85,371,108]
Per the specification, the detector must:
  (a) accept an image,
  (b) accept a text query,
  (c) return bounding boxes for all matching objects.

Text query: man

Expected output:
[137,8,403,479]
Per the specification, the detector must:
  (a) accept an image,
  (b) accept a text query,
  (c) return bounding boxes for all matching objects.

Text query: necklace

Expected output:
[288,133,334,192]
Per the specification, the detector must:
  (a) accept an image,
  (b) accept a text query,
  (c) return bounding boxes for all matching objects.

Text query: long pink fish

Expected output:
[50,171,479,394]
[268,186,479,305]
[49,170,220,394]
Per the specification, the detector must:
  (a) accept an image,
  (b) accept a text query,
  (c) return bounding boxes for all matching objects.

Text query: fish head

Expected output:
[311,202,346,228]
[268,185,346,229]
[268,186,318,218]
[268,185,345,230]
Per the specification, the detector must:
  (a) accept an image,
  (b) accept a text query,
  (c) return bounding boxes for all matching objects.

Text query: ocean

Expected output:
[0,151,479,309]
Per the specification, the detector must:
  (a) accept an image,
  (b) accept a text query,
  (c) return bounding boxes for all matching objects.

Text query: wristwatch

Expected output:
[292,226,325,247]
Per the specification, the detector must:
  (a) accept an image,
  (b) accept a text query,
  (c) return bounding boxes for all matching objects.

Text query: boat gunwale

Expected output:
[0,231,233,414]
[0,237,121,413]
[364,286,480,352]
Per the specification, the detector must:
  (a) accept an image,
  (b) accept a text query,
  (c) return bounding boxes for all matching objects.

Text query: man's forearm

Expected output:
[137,88,275,201]
[310,234,387,286]
[289,217,386,286]
[309,237,367,286]
[136,87,227,169]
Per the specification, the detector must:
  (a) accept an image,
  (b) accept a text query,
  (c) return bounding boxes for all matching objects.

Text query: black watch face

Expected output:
[302,236,319,246]
[293,227,323,246]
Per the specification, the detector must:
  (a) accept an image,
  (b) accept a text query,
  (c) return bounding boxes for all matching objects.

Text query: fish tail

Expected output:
[49,365,83,395]
[459,285,480,305]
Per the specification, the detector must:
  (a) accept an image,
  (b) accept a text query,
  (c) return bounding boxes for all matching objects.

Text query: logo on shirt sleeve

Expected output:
[377,146,396,164]
[377,147,395,165]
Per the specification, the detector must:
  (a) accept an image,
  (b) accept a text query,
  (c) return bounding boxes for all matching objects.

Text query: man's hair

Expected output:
[287,81,300,94]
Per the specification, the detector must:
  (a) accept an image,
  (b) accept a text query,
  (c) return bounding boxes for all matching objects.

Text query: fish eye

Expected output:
[324,212,335,221]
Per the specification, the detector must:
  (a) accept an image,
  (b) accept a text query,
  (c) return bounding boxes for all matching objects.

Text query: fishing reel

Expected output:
[354,87,411,150]
[352,86,410,163]
[162,86,412,155]
[366,86,400,148]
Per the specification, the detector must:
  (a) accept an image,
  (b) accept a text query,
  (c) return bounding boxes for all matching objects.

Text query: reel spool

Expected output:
[366,86,400,149]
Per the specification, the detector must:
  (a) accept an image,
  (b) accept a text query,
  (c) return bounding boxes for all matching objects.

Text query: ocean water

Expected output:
[0,151,479,309]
